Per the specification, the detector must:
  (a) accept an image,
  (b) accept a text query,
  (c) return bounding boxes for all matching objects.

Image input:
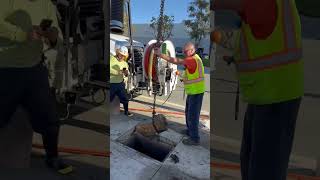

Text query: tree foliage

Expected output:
[184,0,210,48]
[150,15,175,40]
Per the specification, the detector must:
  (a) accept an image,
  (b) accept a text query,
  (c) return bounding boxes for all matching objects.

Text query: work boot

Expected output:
[46,157,73,175]
[180,129,190,136]
[182,138,199,146]
[124,111,133,117]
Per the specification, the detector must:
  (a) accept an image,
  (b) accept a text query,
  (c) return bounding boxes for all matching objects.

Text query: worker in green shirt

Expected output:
[110,45,133,117]
[0,0,72,174]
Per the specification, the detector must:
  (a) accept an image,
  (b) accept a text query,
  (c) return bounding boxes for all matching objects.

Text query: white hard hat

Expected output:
[117,46,128,56]
[115,44,128,58]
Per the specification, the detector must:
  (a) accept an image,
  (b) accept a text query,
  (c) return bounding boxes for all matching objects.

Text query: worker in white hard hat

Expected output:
[110,45,133,116]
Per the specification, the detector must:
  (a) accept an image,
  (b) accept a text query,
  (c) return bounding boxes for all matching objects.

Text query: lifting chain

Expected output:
[152,0,165,118]
[156,0,165,45]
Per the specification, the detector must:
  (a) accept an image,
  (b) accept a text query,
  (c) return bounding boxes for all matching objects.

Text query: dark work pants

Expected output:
[240,98,301,180]
[110,82,129,113]
[185,93,204,142]
[0,63,59,159]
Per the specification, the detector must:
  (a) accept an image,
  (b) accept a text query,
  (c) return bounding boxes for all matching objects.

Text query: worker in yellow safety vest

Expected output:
[110,45,133,117]
[212,0,303,179]
[0,0,73,174]
[155,42,206,146]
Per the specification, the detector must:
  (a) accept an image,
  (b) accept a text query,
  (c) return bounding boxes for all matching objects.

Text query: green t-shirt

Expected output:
[0,0,59,67]
[110,55,128,83]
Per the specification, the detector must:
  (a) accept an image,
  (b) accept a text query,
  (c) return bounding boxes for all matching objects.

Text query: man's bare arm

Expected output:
[153,47,184,65]
[158,53,184,65]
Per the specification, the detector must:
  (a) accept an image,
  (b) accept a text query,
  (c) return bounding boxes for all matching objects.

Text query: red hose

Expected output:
[32,143,110,157]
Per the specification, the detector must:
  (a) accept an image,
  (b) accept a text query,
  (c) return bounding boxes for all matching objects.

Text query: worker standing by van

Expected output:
[154,42,206,146]
[110,45,133,117]
[212,0,303,179]
[0,0,72,174]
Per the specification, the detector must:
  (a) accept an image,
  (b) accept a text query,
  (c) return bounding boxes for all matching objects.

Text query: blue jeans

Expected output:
[0,63,59,158]
[110,82,129,113]
[240,98,301,180]
[185,93,204,142]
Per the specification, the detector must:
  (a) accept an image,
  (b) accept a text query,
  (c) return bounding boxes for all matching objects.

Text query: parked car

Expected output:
[175,47,183,57]
[196,48,204,59]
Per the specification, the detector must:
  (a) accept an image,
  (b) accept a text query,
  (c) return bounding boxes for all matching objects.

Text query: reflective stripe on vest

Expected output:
[237,0,302,72]
[184,56,204,85]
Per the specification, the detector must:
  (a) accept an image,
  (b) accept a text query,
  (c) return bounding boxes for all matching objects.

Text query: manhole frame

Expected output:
[116,127,178,162]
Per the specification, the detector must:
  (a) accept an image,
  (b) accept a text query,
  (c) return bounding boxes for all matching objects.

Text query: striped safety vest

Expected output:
[184,54,206,95]
[235,0,303,104]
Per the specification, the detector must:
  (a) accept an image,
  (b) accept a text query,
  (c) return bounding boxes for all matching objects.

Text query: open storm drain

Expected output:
[122,133,175,162]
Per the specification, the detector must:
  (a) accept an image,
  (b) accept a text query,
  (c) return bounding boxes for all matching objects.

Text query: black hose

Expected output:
[161,73,178,106]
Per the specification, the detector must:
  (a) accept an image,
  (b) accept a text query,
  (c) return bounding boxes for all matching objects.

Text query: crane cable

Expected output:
[152,0,165,119]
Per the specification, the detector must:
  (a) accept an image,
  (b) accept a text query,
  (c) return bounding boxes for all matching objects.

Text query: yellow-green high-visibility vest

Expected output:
[235,0,303,105]
[184,54,206,95]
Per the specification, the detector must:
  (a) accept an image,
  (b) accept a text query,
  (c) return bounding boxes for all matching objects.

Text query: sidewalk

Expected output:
[211,135,317,180]
[110,99,210,180]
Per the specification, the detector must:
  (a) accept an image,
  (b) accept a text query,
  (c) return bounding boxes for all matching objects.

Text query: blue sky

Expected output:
[131,0,193,24]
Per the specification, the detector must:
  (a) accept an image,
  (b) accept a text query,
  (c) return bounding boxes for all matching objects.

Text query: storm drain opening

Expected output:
[122,133,175,162]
